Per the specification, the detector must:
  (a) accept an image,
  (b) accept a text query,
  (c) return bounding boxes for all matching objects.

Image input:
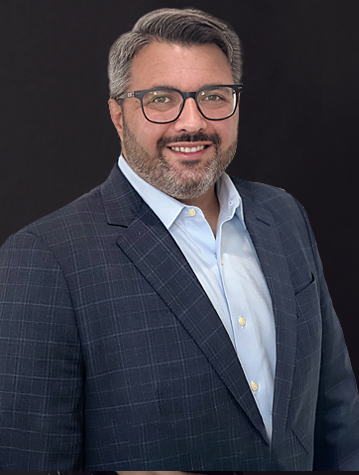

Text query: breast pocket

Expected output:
[295,273,320,319]
[293,273,322,396]
[291,274,322,441]
[295,274,322,349]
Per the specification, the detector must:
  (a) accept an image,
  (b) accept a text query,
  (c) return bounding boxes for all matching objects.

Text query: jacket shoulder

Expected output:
[1,183,105,252]
[231,176,303,214]
[231,176,290,199]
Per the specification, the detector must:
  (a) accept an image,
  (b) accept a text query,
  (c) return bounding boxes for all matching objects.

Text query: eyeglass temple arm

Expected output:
[115,92,134,100]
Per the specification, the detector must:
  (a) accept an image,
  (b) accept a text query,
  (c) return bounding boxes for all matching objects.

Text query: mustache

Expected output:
[157,132,221,150]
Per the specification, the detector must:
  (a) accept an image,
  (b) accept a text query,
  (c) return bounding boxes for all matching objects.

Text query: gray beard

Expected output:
[121,116,238,200]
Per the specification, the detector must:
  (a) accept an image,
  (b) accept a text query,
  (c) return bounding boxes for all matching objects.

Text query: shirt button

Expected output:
[220,257,224,266]
[251,381,259,392]
[239,317,246,326]
[188,209,196,216]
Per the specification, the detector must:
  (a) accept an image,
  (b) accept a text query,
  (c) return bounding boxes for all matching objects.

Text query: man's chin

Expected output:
[160,151,205,169]
[162,178,215,200]
[178,158,202,167]
[155,159,222,200]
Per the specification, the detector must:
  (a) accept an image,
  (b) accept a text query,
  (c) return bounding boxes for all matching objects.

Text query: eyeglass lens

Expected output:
[142,86,237,122]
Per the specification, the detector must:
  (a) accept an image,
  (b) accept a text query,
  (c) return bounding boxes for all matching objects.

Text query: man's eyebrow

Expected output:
[145,84,177,90]
[142,83,227,91]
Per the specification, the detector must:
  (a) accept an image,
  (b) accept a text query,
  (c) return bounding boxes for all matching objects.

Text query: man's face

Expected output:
[109,41,239,200]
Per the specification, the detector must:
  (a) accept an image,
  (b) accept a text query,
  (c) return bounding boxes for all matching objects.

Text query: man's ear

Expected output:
[108,98,124,141]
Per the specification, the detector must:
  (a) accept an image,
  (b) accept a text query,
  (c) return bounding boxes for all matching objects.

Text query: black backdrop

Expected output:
[1,0,359,378]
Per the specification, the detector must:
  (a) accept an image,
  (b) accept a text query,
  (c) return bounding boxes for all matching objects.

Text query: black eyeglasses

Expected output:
[113,84,243,124]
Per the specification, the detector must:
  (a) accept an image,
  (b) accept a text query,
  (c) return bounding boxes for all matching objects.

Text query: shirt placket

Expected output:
[217,216,271,436]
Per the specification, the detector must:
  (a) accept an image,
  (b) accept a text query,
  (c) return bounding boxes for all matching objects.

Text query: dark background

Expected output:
[1,0,358,378]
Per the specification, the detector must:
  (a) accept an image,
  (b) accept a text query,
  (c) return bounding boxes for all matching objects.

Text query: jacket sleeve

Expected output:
[0,231,84,469]
[296,201,359,470]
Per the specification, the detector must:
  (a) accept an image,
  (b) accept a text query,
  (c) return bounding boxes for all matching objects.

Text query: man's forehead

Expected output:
[129,41,233,90]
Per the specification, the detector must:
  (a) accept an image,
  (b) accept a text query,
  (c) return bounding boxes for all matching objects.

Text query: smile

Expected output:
[170,145,206,153]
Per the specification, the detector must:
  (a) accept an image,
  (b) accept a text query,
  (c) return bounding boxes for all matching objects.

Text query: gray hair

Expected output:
[108,8,242,99]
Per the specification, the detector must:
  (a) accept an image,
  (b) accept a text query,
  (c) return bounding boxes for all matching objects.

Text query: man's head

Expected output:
[108,8,243,200]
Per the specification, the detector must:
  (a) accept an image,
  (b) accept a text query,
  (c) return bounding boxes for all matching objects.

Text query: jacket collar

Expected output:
[100,163,143,228]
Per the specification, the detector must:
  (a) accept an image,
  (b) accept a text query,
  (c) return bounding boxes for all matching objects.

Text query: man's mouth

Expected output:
[157,133,220,157]
[165,141,213,158]
[169,144,208,153]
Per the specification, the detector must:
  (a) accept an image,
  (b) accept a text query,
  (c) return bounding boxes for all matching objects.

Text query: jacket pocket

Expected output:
[295,273,319,318]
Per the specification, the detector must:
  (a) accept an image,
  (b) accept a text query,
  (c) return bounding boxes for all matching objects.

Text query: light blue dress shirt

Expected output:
[118,155,276,439]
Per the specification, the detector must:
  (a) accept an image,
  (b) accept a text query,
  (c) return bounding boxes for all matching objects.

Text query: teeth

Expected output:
[170,145,206,153]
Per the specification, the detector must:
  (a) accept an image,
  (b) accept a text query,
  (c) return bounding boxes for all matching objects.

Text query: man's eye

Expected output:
[204,94,222,101]
[150,95,170,103]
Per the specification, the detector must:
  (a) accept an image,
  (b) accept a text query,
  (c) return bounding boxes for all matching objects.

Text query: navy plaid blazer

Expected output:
[1,164,359,470]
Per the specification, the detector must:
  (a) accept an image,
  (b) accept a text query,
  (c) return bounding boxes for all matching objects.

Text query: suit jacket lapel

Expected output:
[237,179,298,435]
[101,165,269,442]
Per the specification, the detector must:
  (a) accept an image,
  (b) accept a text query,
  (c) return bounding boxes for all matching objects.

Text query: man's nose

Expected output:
[173,97,207,133]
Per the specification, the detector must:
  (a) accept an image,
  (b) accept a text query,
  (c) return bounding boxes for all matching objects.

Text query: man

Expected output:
[0,7,358,471]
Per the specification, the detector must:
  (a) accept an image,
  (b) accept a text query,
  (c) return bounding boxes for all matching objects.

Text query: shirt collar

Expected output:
[216,172,246,229]
[118,154,246,230]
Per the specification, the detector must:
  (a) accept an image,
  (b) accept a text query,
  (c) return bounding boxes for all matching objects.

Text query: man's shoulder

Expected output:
[230,176,309,231]
[230,176,298,206]
[2,182,105,251]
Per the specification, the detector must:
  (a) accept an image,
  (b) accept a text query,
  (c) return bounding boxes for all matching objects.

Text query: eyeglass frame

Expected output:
[112,84,243,124]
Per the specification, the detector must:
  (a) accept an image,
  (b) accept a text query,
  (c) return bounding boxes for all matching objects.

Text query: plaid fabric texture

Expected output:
[0,164,358,470]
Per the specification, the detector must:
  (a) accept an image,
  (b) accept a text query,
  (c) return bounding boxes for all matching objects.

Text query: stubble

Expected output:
[121,114,238,200]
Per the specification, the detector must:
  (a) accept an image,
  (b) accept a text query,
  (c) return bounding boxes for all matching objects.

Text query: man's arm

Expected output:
[296,201,359,470]
[0,231,84,469]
